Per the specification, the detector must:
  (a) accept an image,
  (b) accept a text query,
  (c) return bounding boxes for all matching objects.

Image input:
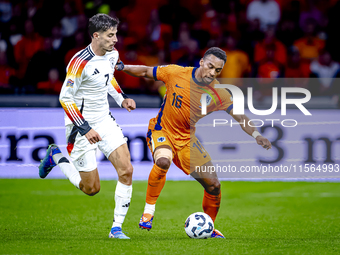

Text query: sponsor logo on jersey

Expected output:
[66,79,74,87]
[175,84,184,89]
[157,137,166,143]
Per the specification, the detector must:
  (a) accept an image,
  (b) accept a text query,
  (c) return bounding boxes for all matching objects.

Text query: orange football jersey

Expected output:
[149,65,233,149]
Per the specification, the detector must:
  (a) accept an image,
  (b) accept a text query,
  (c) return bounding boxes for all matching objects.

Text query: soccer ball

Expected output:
[184,212,214,239]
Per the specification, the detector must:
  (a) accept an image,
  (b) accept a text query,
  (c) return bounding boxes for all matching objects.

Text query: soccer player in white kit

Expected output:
[38,14,136,239]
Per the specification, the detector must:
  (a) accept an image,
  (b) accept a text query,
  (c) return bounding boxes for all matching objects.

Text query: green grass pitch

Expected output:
[0,179,340,254]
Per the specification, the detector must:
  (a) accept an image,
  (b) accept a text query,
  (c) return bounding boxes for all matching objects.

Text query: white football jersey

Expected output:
[59,44,125,135]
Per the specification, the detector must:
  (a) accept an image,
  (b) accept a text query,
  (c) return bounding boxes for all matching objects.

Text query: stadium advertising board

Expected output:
[0,108,339,180]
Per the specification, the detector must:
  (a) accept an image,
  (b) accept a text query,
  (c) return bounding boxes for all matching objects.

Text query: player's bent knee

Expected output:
[81,180,101,196]
[156,157,171,170]
[84,186,100,196]
[121,165,133,178]
[206,182,221,195]
[154,148,172,170]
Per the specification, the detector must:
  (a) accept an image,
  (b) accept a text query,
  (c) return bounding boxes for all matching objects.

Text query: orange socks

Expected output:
[202,190,221,222]
[145,164,168,205]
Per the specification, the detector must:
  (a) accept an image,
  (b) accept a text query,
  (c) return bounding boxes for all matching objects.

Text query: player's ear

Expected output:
[93,32,99,40]
[199,58,204,67]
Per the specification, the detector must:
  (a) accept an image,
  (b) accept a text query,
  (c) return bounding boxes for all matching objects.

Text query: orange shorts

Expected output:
[146,129,212,175]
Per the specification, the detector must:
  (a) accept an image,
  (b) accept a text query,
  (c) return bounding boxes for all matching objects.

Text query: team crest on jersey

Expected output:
[157,137,166,143]
[66,79,74,87]
[109,57,115,70]
[77,157,84,167]
[200,93,213,106]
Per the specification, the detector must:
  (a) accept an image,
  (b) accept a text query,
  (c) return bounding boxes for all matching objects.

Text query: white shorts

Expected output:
[65,114,127,172]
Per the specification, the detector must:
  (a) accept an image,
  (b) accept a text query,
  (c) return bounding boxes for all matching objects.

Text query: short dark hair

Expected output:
[203,47,227,63]
[88,13,119,38]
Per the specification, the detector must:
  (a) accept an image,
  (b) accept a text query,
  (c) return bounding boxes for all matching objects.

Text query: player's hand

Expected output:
[256,136,272,150]
[85,128,102,144]
[122,98,136,112]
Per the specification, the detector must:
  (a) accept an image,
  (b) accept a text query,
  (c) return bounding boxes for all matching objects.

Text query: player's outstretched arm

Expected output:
[116,62,154,79]
[229,109,272,150]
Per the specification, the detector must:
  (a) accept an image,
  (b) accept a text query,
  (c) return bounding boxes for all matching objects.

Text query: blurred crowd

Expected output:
[1,0,340,100]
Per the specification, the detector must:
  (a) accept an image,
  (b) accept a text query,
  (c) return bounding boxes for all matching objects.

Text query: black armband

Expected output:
[120,93,130,108]
[122,93,129,99]
[116,61,125,71]
[76,121,92,136]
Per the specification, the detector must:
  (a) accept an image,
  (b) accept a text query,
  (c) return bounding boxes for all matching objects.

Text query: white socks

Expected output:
[112,181,132,228]
[52,153,81,189]
[144,203,155,216]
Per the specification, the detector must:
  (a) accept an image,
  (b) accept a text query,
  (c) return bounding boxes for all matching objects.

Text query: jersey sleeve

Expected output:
[219,89,233,114]
[59,55,92,136]
[212,80,233,114]
[152,65,183,87]
[107,77,128,107]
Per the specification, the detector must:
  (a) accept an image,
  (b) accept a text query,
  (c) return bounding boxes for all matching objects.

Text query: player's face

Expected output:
[199,55,224,84]
[98,26,118,52]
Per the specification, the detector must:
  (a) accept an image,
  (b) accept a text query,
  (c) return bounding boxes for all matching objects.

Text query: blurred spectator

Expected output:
[158,0,194,40]
[119,0,154,42]
[239,18,264,61]
[0,32,6,52]
[177,39,201,67]
[8,22,23,48]
[76,14,88,34]
[293,17,325,61]
[60,2,79,37]
[24,37,63,93]
[276,17,302,48]
[326,0,340,62]
[285,47,310,78]
[170,23,192,63]
[14,19,44,80]
[64,31,88,66]
[0,51,16,94]
[309,49,340,96]
[246,0,281,31]
[85,0,112,17]
[299,0,324,30]
[51,25,63,52]
[254,25,287,65]
[220,35,251,79]
[200,3,221,41]
[138,41,162,67]
[219,0,245,34]
[148,8,172,52]
[37,68,63,94]
[116,44,147,94]
[281,0,301,24]
[255,45,284,97]
[26,0,39,19]
[0,0,12,23]
[1,0,340,98]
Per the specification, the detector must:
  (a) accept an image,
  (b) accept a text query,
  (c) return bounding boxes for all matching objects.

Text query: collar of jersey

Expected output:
[88,44,95,57]
[192,67,210,87]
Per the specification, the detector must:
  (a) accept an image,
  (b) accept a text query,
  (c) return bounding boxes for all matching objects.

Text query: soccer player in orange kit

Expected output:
[117,47,272,238]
